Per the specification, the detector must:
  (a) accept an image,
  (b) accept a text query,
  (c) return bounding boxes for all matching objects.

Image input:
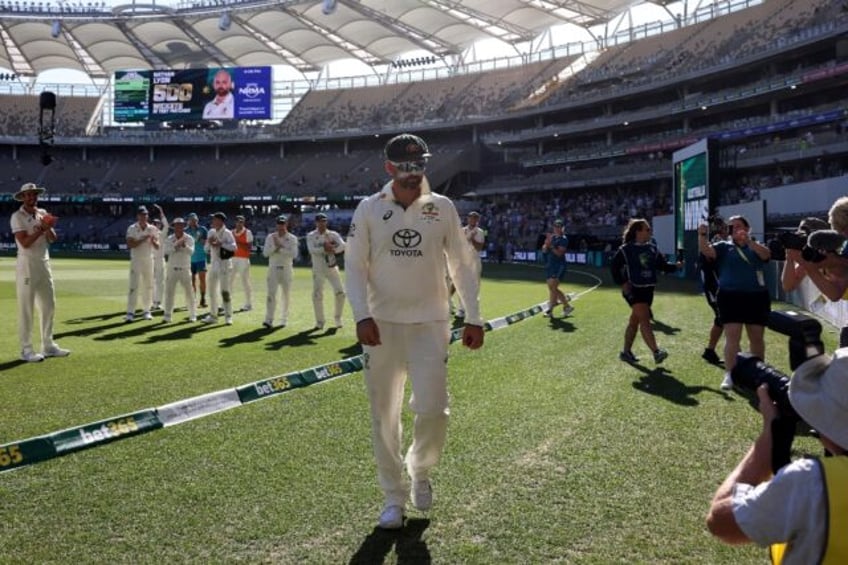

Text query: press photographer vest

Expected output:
[770,456,848,565]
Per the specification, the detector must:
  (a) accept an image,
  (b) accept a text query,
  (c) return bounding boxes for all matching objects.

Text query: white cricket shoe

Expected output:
[142,311,153,321]
[43,345,71,358]
[202,314,218,324]
[411,479,433,511]
[125,312,134,323]
[377,505,404,530]
[720,372,734,391]
[21,349,44,363]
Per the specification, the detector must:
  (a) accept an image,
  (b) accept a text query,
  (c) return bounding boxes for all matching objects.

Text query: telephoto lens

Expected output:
[730,353,798,422]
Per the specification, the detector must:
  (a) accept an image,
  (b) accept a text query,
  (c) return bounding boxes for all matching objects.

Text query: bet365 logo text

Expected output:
[0,445,23,468]
[78,417,140,445]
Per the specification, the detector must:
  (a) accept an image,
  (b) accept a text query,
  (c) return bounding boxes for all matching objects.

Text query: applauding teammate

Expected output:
[262,215,300,328]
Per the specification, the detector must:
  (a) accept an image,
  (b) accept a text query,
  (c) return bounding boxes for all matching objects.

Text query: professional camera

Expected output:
[730,310,826,471]
[776,230,807,251]
[770,217,831,262]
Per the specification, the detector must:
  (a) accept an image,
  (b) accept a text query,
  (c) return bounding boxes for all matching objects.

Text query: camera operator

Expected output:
[706,348,848,563]
[780,217,830,293]
[797,197,848,346]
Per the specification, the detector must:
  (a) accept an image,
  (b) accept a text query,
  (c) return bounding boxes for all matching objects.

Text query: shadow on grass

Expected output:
[264,329,324,351]
[0,358,27,372]
[547,316,577,333]
[218,326,278,348]
[54,320,131,339]
[349,517,431,565]
[94,320,180,341]
[338,341,363,357]
[630,366,734,406]
[64,310,127,324]
[650,318,681,336]
[140,320,211,343]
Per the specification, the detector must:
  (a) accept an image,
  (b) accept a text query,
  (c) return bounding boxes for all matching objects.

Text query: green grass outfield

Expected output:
[0,258,838,564]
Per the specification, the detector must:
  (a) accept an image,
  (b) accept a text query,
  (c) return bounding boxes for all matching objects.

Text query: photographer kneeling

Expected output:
[706,335,848,563]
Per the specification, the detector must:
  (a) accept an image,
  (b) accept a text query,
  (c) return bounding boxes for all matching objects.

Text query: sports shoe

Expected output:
[377,505,404,530]
[456,309,465,319]
[188,316,197,322]
[619,350,639,363]
[653,349,669,363]
[125,312,134,323]
[142,311,153,321]
[202,314,218,324]
[411,480,433,511]
[21,349,44,363]
[720,372,734,391]
[702,348,721,364]
[262,321,272,329]
[43,345,70,358]
[225,317,233,325]
[543,309,552,318]
[314,323,325,331]
[241,304,252,312]
[162,315,172,323]
[561,305,575,317]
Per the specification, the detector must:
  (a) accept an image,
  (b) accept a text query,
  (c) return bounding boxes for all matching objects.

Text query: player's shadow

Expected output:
[64,311,127,324]
[547,317,577,333]
[141,320,206,343]
[0,359,27,372]
[650,319,681,336]
[264,329,323,351]
[54,320,130,339]
[349,518,431,565]
[338,342,362,357]
[95,320,187,341]
[219,326,277,348]
[630,366,733,406]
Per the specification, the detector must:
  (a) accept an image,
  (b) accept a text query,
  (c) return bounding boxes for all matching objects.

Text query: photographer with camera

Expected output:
[699,215,772,390]
[706,315,848,563]
[780,217,831,294]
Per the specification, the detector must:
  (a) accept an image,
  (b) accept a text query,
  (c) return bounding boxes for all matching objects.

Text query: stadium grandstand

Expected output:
[1,0,847,260]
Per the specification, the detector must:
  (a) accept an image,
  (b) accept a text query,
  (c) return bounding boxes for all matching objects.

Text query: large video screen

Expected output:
[673,138,714,277]
[114,66,272,122]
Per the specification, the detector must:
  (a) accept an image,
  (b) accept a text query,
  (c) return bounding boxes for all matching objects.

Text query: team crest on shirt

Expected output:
[420,203,440,223]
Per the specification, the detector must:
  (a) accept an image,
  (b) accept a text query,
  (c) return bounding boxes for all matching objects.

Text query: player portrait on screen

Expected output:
[203,68,235,119]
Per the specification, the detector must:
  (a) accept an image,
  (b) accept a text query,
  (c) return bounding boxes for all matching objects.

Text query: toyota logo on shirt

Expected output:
[391,229,423,257]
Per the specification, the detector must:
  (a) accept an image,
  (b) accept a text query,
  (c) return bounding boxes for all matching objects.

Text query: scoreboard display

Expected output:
[113,66,272,122]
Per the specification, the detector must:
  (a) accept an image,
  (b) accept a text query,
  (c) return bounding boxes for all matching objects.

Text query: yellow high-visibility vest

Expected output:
[770,457,848,564]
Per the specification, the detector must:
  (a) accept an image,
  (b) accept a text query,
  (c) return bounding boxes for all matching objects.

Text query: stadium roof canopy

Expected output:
[0,0,648,79]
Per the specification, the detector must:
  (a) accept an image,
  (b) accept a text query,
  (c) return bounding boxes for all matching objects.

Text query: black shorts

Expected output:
[623,286,654,307]
[717,289,770,326]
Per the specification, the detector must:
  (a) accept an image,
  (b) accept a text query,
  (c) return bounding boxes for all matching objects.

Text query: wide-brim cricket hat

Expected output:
[789,348,848,450]
[172,217,186,225]
[384,133,431,162]
[13,182,45,201]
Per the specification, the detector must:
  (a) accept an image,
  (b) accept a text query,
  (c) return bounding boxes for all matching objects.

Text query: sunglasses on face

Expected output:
[390,160,428,174]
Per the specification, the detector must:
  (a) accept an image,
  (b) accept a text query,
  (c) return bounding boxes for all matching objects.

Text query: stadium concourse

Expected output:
[0,0,846,258]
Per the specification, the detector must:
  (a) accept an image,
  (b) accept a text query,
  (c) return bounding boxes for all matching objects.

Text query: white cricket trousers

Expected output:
[127,257,154,314]
[16,258,57,352]
[230,257,252,307]
[265,265,292,325]
[363,319,451,507]
[153,255,165,305]
[208,261,232,318]
[312,264,345,326]
[164,265,196,320]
